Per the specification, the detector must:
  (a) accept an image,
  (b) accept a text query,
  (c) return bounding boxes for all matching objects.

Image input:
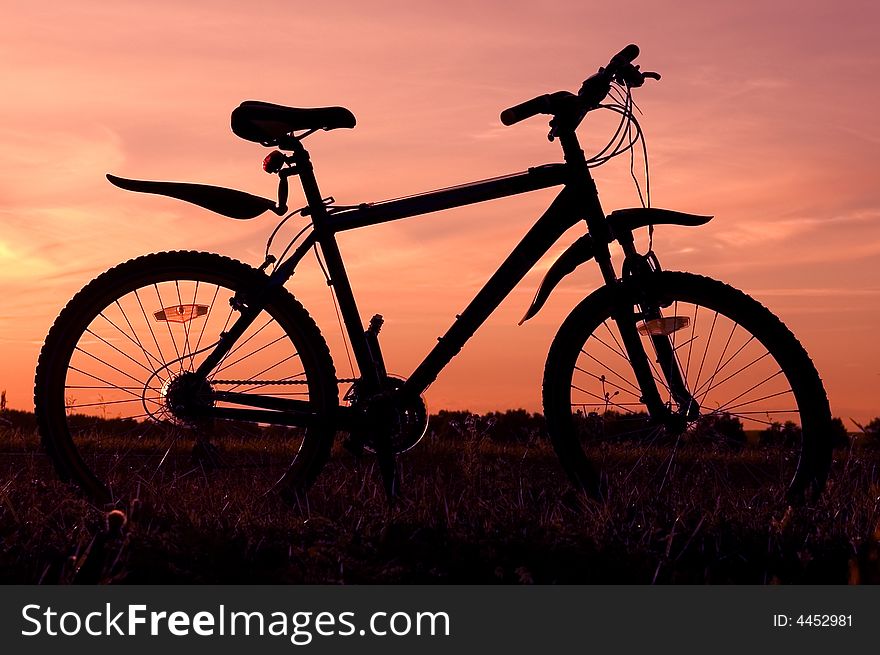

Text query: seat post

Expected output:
[285,139,326,219]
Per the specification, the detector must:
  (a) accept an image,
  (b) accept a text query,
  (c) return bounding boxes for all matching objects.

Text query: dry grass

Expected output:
[1,419,879,584]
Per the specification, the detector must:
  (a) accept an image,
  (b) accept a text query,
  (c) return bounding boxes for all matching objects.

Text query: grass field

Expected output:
[1,412,879,584]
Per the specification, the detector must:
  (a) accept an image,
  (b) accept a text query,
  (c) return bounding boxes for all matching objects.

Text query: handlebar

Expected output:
[610,43,640,66]
[500,44,659,128]
[500,91,572,126]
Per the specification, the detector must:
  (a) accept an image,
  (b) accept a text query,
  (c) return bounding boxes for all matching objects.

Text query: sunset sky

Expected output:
[2,0,878,422]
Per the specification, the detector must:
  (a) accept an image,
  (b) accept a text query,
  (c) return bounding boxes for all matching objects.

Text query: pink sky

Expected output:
[1,0,878,421]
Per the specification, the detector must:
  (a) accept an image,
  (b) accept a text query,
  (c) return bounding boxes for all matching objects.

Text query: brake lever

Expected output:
[614,65,661,88]
[615,64,644,88]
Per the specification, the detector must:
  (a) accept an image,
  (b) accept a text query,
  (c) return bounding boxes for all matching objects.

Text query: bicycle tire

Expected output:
[34,250,338,506]
[543,271,831,509]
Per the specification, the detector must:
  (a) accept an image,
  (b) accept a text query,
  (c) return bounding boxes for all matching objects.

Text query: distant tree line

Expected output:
[427,409,545,443]
[2,389,879,449]
[425,409,877,450]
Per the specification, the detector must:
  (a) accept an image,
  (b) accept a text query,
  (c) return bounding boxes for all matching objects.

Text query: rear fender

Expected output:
[106,174,277,219]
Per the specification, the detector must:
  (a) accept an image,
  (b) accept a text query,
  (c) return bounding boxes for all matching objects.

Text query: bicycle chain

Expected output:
[212,377,359,386]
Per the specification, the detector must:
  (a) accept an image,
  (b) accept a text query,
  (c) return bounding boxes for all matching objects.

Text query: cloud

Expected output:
[0,239,62,280]
[0,127,125,204]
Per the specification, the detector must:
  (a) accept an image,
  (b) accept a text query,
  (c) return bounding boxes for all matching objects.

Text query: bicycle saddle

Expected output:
[231,101,356,145]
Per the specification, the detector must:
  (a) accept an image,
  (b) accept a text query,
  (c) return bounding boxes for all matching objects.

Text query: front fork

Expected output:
[561,133,697,425]
[614,249,699,425]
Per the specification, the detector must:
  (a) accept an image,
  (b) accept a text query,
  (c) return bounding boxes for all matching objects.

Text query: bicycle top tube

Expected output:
[319,163,569,233]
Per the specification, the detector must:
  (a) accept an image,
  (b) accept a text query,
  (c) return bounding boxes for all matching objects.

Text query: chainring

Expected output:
[344,375,429,455]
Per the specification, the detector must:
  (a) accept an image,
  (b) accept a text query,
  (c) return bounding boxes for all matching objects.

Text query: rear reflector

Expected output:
[154,304,209,324]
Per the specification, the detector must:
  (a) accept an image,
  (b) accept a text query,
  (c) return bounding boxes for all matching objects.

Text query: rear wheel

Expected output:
[34,251,337,507]
[543,271,831,512]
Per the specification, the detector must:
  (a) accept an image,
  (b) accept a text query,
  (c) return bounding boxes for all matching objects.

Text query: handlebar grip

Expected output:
[610,44,639,65]
[500,94,550,126]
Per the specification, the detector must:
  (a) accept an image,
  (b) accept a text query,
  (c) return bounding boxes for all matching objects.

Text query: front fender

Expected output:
[520,207,713,323]
[608,207,712,234]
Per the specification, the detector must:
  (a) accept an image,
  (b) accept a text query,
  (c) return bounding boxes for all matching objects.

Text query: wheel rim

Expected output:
[54,273,318,505]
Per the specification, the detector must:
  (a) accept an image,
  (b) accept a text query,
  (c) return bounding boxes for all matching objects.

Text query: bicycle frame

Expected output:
[190,130,685,427]
[317,168,592,394]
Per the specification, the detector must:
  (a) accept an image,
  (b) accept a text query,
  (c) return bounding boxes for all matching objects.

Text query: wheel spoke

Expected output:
[70,352,147,389]
[710,378,791,414]
[84,327,156,376]
[154,283,183,372]
[218,332,291,374]
[691,310,718,400]
[684,304,698,384]
[66,396,162,411]
[694,332,756,398]
[571,383,638,414]
[107,303,165,371]
[134,288,169,371]
[215,315,276,374]
[192,284,221,369]
[600,319,672,395]
[696,350,771,402]
[576,352,643,396]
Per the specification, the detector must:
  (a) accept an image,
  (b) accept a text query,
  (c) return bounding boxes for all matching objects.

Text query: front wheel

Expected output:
[543,271,831,512]
[34,251,338,506]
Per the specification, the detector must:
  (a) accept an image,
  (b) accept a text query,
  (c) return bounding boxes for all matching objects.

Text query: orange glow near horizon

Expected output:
[1,1,878,422]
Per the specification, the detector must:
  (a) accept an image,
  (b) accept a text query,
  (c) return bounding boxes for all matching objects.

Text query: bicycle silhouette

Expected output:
[34,45,831,511]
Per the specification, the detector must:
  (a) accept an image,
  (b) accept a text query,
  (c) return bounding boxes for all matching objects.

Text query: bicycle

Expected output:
[34,45,832,513]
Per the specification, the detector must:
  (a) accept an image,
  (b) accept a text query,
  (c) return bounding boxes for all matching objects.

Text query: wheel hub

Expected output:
[161,372,214,422]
